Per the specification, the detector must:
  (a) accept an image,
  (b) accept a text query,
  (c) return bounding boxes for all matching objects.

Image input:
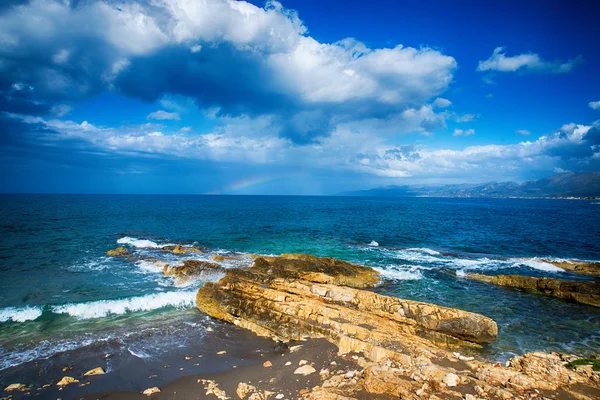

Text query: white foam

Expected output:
[51,291,196,319]
[406,247,441,255]
[375,265,423,281]
[117,236,159,248]
[368,241,379,247]
[0,306,43,323]
[511,258,564,273]
[456,270,467,277]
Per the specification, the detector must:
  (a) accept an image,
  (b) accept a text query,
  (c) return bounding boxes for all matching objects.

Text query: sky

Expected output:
[1,0,599,194]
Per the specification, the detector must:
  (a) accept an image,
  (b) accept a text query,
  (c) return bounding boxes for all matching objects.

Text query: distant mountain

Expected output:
[339,172,600,198]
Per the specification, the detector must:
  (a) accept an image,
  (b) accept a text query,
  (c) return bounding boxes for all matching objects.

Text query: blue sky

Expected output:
[1,0,599,194]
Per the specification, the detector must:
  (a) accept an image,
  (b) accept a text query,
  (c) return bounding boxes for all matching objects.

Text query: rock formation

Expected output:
[542,259,600,277]
[163,259,225,285]
[195,254,600,399]
[468,273,600,307]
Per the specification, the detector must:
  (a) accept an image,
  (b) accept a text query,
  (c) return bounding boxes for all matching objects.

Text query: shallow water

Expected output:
[0,194,599,377]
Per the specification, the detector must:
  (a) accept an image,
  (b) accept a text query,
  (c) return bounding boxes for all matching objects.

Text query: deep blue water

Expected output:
[0,194,599,372]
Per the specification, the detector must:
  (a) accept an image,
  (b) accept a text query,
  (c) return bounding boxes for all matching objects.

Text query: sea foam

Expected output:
[374,265,423,281]
[51,291,196,319]
[0,306,43,323]
[511,258,565,272]
[117,236,159,248]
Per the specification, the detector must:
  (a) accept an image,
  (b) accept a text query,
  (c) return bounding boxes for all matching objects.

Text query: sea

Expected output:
[0,194,599,395]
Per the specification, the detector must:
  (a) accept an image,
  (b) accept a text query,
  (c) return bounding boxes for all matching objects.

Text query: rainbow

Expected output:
[206,175,281,195]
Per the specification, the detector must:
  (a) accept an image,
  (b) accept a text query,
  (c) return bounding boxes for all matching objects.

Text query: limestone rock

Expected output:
[468,273,600,307]
[161,245,201,255]
[263,360,272,368]
[442,373,459,387]
[84,367,105,376]
[106,247,129,257]
[236,382,256,399]
[142,387,161,396]
[294,365,317,376]
[4,383,28,392]
[541,259,600,277]
[164,259,225,284]
[56,376,79,386]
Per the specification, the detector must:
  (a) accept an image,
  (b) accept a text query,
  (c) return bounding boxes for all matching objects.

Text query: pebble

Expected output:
[294,365,316,376]
[263,361,272,368]
[142,387,161,396]
[285,361,292,366]
[84,367,105,376]
[299,360,308,366]
[56,377,79,387]
[217,350,227,355]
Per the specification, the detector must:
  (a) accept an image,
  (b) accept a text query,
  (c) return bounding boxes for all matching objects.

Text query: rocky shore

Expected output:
[467,273,600,308]
[192,254,600,399]
[14,248,592,399]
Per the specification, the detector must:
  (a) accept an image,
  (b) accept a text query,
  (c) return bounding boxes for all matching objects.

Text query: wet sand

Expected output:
[88,338,371,400]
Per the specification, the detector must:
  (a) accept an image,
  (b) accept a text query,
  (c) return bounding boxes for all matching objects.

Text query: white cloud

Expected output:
[455,114,476,122]
[147,110,180,120]
[516,129,531,136]
[433,97,452,108]
[477,47,583,74]
[8,111,600,183]
[589,101,600,110]
[0,0,457,115]
[453,128,475,137]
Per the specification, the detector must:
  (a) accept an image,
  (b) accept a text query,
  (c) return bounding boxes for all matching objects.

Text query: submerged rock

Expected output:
[106,247,129,257]
[161,244,202,255]
[468,273,600,307]
[163,259,225,284]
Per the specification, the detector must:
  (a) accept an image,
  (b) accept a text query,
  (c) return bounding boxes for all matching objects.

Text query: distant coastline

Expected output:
[339,171,600,199]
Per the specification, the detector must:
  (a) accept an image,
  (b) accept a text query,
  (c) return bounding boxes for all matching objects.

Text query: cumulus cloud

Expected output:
[147,110,180,120]
[453,128,475,137]
[516,129,531,136]
[590,101,600,110]
[433,97,452,108]
[477,47,583,74]
[0,0,457,142]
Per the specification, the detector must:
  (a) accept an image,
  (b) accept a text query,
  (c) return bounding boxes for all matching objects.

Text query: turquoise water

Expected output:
[0,194,599,372]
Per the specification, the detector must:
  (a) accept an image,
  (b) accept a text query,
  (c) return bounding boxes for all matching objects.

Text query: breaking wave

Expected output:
[50,291,196,319]
[0,306,43,323]
[117,236,160,248]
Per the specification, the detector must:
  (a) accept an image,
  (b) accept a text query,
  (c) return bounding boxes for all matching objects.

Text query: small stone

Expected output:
[289,345,303,352]
[330,361,337,366]
[4,383,27,392]
[319,368,329,376]
[275,395,284,399]
[285,361,292,366]
[83,367,105,376]
[148,375,158,379]
[263,361,272,368]
[185,356,192,360]
[299,360,308,366]
[442,373,459,387]
[179,368,184,371]
[236,382,256,399]
[56,377,78,387]
[217,350,227,355]
[104,353,111,359]
[142,387,161,396]
[206,327,213,332]
[61,366,72,372]
[294,365,316,376]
